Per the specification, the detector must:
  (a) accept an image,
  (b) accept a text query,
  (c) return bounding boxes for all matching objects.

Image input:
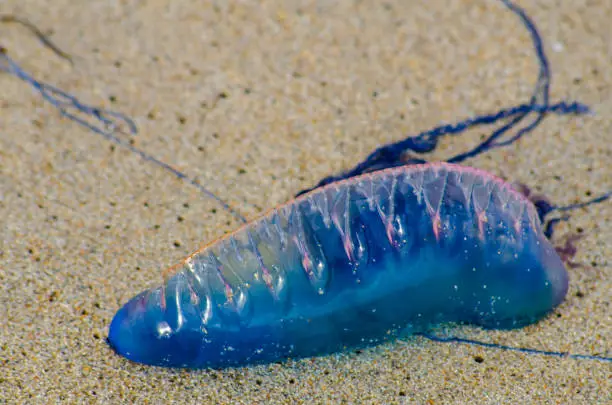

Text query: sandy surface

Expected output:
[1,0,610,403]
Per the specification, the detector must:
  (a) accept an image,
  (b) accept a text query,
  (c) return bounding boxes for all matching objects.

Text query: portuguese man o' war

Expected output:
[3,2,610,367]
[105,0,611,368]
[108,163,571,368]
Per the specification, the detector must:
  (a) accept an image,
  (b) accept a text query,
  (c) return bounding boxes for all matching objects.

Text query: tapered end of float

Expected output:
[108,287,205,368]
[108,290,157,365]
[108,288,182,367]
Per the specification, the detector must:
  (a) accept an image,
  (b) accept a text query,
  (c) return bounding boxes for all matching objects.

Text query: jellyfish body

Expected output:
[108,163,568,369]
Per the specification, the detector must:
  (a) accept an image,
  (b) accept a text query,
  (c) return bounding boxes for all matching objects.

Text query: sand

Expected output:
[1,0,610,403]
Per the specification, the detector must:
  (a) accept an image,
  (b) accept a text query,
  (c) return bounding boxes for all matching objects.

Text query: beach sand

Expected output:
[1,0,610,403]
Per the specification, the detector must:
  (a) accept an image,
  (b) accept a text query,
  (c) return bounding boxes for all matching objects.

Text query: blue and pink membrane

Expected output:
[2,0,610,368]
[108,163,570,368]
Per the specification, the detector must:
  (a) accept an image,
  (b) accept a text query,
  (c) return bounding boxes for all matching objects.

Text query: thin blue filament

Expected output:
[418,333,611,363]
[0,48,247,224]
